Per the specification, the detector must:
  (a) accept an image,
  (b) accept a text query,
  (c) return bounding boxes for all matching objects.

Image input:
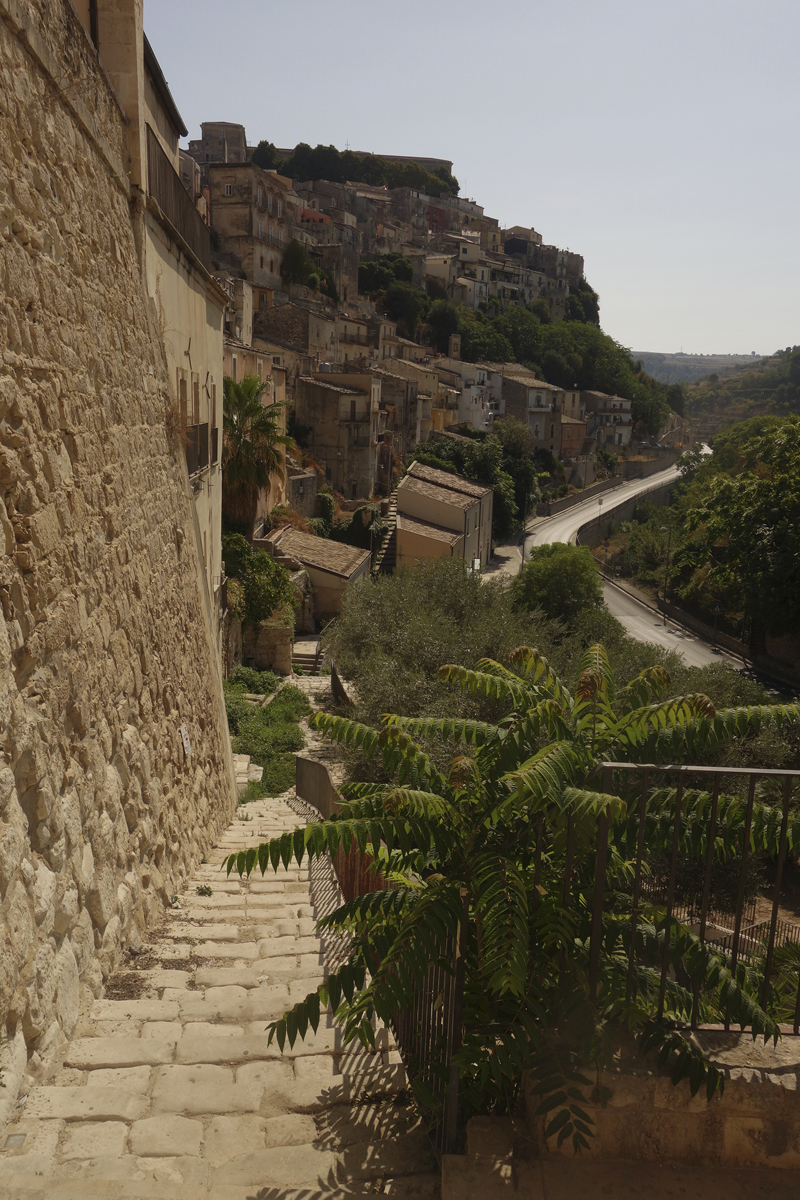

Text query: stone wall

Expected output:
[243,622,293,674]
[0,0,236,1104]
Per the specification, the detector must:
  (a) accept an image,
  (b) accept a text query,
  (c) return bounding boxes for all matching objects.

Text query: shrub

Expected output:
[224,684,312,796]
[228,665,279,695]
[512,543,603,622]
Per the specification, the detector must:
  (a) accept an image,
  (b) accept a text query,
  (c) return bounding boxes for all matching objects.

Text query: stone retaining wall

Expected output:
[0,0,236,1103]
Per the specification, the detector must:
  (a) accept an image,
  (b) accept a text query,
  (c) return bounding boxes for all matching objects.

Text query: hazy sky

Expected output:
[145,0,799,355]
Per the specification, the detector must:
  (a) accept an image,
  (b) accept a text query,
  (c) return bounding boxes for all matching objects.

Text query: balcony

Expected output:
[185,423,209,476]
[146,127,211,272]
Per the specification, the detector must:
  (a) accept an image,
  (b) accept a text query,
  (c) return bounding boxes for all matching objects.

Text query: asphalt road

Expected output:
[525,464,682,551]
[602,579,741,669]
[515,461,742,671]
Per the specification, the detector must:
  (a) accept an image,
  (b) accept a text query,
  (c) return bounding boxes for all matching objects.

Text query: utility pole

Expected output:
[660,525,672,626]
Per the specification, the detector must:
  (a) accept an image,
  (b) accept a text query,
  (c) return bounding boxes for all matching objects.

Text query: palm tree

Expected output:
[222,373,294,536]
[226,644,800,1149]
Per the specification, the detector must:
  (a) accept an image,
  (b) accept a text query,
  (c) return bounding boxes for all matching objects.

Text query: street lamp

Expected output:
[660,525,672,626]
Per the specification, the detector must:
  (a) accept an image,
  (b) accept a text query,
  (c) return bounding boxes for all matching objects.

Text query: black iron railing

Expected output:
[323,761,800,1164]
[146,126,211,272]
[592,764,800,1030]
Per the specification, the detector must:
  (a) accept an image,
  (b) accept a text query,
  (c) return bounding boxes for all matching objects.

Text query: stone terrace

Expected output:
[0,787,440,1199]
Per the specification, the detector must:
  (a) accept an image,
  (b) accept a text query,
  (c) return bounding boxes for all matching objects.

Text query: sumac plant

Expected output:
[225,645,800,1151]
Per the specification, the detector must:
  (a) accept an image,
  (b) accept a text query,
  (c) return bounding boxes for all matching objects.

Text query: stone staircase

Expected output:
[232,753,264,794]
[292,636,322,676]
[373,491,397,576]
[0,792,440,1199]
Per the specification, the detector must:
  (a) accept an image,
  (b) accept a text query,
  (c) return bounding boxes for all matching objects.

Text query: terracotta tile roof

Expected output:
[274,530,370,578]
[398,474,475,511]
[407,461,491,499]
[396,513,462,544]
[298,376,367,395]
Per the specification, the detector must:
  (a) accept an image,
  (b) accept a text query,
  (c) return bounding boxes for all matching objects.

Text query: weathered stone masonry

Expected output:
[0,0,236,1107]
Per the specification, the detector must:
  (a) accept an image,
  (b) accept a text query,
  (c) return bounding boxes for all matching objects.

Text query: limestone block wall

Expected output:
[0,0,236,1090]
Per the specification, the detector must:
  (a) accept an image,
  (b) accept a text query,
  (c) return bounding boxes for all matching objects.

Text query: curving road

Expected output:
[518,463,742,670]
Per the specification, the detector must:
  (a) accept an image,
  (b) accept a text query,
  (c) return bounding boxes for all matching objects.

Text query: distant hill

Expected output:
[683,347,800,439]
[632,351,759,385]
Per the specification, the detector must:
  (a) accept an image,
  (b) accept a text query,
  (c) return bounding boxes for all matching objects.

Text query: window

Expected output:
[260,255,264,268]
[258,220,264,239]
[269,225,274,243]
[269,260,274,273]
[257,186,263,206]
[256,359,263,378]
[278,229,283,247]
[277,200,283,217]
[224,183,232,196]
[178,371,188,425]
[231,356,237,382]
[211,381,217,428]
[218,131,224,141]
[267,193,273,213]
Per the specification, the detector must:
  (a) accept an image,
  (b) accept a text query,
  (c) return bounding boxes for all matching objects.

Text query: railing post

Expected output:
[692,774,720,1028]
[657,776,684,1022]
[626,770,650,1002]
[588,767,612,1001]
[444,887,468,1155]
[726,774,757,1029]
[762,776,792,1010]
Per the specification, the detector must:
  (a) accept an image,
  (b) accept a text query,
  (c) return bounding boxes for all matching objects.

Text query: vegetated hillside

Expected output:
[633,351,757,385]
[251,140,459,197]
[684,346,800,439]
[601,415,800,657]
[425,300,684,435]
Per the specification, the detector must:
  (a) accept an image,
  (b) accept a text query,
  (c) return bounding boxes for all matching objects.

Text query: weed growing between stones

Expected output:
[224,683,312,795]
[196,885,213,896]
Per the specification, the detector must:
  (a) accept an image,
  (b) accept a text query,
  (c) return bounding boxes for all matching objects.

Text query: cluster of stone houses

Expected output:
[84,44,625,644]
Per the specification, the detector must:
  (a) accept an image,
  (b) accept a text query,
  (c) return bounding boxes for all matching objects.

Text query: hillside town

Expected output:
[1,4,798,1198]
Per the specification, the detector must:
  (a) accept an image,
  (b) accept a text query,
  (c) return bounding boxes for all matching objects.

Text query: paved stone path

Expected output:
[0,783,440,1198]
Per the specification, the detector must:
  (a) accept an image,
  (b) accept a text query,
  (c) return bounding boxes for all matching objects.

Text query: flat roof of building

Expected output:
[396,513,462,545]
[407,460,492,499]
[274,529,369,578]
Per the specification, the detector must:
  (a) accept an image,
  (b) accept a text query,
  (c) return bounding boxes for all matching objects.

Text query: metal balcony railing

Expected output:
[146,126,211,272]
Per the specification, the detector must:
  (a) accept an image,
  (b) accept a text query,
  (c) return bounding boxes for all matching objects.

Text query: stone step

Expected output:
[0,1174,440,1200]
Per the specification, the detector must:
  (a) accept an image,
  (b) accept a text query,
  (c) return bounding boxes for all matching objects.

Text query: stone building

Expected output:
[137,34,227,647]
[294,375,383,499]
[207,162,296,296]
[582,391,633,447]
[0,0,237,1105]
[395,462,493,568]
[254,301,339,365]
[186,120,250,184]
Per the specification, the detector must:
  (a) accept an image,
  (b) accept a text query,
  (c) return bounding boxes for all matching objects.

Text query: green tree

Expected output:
[222,374,294,536]
[251,140,279,170]
[280,238,315,286]
[512,543,603,622]
[688,417,800,646]
[427,300,461,353]
[227,644,799,1146]
[221,532,294,629]
[383,282,430,338]
[490,418,541,516]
